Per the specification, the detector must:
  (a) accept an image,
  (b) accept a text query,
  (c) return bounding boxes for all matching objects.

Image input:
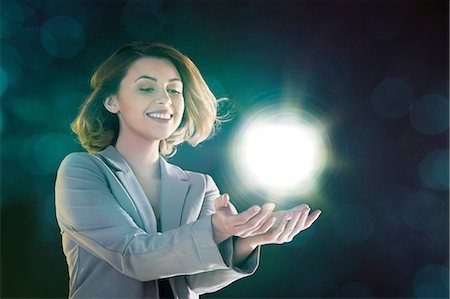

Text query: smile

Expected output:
[146,113,172,120]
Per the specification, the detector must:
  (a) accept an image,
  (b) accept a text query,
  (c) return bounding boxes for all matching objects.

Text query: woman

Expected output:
[55,41,321,298]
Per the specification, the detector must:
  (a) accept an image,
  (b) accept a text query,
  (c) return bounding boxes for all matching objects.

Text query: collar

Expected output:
[97,145,189,181]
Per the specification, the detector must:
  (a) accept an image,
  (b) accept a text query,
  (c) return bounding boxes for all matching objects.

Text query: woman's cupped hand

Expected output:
[211,193,321,247]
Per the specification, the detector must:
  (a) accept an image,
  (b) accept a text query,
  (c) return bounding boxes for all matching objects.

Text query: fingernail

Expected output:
[264,203,275,210]
[253,206,261,212]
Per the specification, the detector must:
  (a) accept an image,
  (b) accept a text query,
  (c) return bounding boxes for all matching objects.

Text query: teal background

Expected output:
[1,1,448,298]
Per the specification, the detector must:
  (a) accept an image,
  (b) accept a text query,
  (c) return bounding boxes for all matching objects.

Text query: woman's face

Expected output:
[107,57,185,143]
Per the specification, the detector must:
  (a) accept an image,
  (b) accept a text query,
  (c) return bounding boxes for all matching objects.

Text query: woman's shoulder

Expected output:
[58,151,104,173]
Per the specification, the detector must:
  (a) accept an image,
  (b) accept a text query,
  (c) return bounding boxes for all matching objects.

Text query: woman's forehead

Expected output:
[125,57,181,82]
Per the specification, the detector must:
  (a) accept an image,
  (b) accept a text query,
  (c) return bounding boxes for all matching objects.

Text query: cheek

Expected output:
[177,98,185,115]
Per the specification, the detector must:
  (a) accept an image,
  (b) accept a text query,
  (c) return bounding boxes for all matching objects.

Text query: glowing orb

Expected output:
[230,108,328,197]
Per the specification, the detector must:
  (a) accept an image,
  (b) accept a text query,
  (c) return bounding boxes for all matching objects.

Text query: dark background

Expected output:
[1,1,449,298]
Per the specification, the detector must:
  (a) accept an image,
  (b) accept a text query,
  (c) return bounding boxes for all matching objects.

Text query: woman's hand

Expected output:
[211,194,276,244]
[233,204,321,264]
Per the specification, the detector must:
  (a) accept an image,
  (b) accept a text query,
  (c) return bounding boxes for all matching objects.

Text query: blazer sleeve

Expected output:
[55,153,231,282]
[185,174,261,295]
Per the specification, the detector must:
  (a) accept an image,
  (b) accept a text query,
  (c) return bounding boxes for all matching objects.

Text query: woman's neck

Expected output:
[114,133,161,180]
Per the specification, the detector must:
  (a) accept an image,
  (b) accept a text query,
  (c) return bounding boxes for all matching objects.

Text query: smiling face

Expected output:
[104,57,185,144]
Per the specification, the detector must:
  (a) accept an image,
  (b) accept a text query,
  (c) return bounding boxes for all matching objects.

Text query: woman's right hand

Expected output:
[211,194,276,244]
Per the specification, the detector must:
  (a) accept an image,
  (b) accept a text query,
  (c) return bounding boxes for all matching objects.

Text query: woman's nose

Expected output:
[156,90,172,105]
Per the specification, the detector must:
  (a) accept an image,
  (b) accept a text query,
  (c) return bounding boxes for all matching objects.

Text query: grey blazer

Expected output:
[55,145,260,298]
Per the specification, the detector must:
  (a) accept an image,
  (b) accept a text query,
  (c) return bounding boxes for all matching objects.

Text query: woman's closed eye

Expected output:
[139,87,155,93]
[167,88,182,95]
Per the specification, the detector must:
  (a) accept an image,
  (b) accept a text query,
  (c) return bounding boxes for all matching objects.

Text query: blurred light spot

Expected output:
[121,0,164,40]
[409,94,449,135]
[16,27,53,69]
[149,0,193,25]
[331,202,375,244]
[20,133,77,176]
[34,133,77,175]
[400,190,446,233]
[0,44,23,85]
[230,106,328,198]
[41,16,86,58]
[9,97,50,125]
[420,150,449,190]
[413,264,449,298]
[45,194,58,227]
[335,281,375,297]
[0,67,8,96]
[48,87,85,129]
[0,0,24,39]
[371,77,414,119]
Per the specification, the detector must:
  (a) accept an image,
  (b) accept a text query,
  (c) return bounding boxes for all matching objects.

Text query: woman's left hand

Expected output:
[233,204,321,263]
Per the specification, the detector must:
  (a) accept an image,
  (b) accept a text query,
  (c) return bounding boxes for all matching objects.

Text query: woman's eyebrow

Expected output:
[134,75,182,83]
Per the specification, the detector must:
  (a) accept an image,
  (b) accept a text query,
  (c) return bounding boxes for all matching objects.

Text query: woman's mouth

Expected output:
[147,112,172,120]
[146,112,173,123]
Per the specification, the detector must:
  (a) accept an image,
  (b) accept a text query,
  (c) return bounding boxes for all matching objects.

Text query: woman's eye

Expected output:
[139,87,154,93]
[168,89,182,94]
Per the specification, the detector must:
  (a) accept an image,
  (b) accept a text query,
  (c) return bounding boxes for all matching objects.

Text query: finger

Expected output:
[246,215,276,236]
[214,193,229,210]
[292,204,310,212]
[230,205,261,225]
[270,215,290,242]
[287,207,311,240]
[303,209,321,229]
[278,211,302,242]
[236,203,275,236]
[227,200,239,215]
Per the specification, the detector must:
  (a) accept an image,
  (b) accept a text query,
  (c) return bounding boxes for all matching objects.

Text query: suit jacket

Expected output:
[55,145,260,298]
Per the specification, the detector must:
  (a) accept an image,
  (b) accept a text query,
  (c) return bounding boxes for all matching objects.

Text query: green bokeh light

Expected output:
[41,16,86,58]
[1,0,24,39]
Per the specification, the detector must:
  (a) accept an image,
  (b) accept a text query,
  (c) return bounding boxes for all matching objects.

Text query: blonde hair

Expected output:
[71,41,225,157]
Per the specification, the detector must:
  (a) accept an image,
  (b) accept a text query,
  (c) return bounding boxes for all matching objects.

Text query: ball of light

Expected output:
[231,109,327,197]
[242,122,320,187]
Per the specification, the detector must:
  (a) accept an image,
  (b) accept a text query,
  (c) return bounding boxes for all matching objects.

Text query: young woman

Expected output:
[55,41,321,299]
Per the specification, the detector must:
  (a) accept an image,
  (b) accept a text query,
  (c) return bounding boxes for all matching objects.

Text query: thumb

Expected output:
[214,193,230,209]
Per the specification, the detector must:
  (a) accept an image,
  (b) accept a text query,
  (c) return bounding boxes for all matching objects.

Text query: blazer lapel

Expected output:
[159,157,190,232]
[97,146,157,235]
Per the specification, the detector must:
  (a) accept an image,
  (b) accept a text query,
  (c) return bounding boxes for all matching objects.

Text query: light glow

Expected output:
[230,107,328,198]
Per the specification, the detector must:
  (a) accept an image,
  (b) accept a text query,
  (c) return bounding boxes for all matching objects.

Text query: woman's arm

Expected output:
[56,153,241,282]
[185,175,272,294]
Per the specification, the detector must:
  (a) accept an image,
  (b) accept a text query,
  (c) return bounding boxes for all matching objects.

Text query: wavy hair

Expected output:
[71,41,227,157]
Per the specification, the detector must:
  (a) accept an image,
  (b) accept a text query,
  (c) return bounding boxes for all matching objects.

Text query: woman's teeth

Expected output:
[147,113,171,120]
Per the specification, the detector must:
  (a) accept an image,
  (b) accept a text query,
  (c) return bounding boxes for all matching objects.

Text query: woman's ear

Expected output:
[103,96,119,114]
